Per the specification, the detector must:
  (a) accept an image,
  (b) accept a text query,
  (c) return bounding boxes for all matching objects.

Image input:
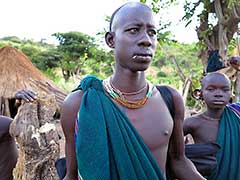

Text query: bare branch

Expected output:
[182,71,193,105]
[171,56,186,82]
[232,5,240,18]
[214,0,228,24]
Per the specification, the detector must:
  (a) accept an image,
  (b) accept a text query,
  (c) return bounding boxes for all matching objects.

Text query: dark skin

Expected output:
[0,115,18,180]
[61,2,205,180]
[15,89,37,105]
[228,56,240,70]
[0,90,37,180]
[184,72,231,143]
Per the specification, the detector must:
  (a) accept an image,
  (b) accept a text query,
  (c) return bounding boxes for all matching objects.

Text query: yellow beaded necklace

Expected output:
[103,77,154,109]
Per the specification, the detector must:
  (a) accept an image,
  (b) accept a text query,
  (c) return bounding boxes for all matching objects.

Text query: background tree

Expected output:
[183,0,240,65]
[182,0,240,101]
[32,49,62,70]
[144,0,240,102]
[53,32,96,80]
[142,0,240,64]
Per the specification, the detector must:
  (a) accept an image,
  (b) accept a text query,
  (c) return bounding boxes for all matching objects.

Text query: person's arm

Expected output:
[183,117,195,144]
[183,117,194,136]
[61,90,83,180]
[0,116,13,139]
[167,88,206,180]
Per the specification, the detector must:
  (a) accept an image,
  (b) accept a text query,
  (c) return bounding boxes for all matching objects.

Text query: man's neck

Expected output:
[205,107,225,119]
[111,71,146,92]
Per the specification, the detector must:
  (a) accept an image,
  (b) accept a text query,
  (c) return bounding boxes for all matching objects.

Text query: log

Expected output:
[9,94,60,180]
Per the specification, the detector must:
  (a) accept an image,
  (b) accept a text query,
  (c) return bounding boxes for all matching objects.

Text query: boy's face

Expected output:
[112,4,157,72]
[201,75,231,109]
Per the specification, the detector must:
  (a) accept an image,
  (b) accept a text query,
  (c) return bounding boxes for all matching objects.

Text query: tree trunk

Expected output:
[196,1,240,103]
[9,94,60,180]
[197,0,240,67]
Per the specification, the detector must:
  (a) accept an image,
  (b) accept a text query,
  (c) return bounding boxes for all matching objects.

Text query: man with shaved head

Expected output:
[184,72,240,179]
[61,2,205,180]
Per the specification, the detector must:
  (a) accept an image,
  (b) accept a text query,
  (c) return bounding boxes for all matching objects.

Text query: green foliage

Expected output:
[52,31,114,80]
[33,49,62,70]
[20,45,40,58]
[150,41,203,106]
[83,48,114,78]
[53,32,98,80]
[53,32,95,58]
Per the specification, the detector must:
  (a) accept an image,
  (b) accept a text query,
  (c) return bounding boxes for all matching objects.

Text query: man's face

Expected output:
[201,75,231,109]
[112,5,157,72]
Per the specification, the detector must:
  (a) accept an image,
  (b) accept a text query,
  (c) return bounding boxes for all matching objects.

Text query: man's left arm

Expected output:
[167,88,206,180]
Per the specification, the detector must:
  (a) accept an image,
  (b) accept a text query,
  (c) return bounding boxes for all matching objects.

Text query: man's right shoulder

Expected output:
[62,90,84,113]
[61,90,84,129]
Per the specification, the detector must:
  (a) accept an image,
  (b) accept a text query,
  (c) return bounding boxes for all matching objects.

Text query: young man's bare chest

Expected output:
[193,118,219,143]
[116,89,173,146]
[119,89,173,172]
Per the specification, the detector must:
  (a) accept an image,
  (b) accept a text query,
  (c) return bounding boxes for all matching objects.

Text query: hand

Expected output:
[15,90,38,103]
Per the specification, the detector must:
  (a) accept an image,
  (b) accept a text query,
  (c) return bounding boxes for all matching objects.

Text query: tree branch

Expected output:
[171,56,186,82]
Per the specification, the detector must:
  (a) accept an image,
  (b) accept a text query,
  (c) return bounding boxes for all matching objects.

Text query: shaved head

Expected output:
[201,72,230,88]
[109,2,153,32]
[105,1,157,72]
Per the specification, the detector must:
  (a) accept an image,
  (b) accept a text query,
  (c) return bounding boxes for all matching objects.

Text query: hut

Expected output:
[0,46,67,179]
[0,46,66,117]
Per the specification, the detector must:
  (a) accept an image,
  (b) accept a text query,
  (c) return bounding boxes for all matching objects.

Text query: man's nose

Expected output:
[214,89,224,97]
[138,32,152,47]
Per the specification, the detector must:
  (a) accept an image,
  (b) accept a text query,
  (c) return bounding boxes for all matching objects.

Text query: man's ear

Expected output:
[105,32,115,48]
[192,88,203,100]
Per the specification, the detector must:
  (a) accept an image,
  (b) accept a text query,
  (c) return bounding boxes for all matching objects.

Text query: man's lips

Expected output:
[212,100,225,105]
[132,54,152,62]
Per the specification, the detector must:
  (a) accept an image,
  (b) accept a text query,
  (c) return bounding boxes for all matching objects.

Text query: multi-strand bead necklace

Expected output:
[103,76,154,109]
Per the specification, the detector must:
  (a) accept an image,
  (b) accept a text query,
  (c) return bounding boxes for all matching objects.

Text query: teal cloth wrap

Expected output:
[75,75,165,180]
[208,105,240,180]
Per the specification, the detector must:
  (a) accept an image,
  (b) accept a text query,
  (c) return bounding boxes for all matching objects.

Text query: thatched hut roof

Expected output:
[0,46,66,106]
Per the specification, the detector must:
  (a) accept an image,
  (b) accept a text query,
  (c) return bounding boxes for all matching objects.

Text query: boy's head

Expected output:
[105,2,157,72]
[200,72,231,109]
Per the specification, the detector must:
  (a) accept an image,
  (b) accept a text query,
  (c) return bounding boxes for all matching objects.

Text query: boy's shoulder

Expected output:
[185,113,203,121]
[184,113,204,130]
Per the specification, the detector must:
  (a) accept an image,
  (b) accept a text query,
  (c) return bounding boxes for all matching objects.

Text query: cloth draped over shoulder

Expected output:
[208,102,240,180]
[75,75,165,180]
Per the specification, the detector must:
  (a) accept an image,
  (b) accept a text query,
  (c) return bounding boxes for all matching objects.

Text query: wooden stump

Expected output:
[9,94,60,180]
